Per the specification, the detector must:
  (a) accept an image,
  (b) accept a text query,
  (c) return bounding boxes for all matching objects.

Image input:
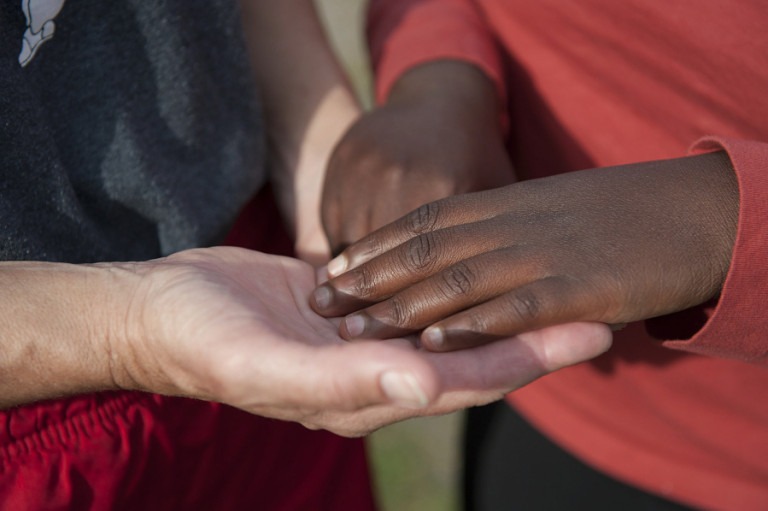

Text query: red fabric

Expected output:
[367,0,507,108]
[368,1,768,510]
[0,186,376,511]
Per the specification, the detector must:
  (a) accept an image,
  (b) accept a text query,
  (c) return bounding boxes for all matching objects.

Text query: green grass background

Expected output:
[314,1,463,510]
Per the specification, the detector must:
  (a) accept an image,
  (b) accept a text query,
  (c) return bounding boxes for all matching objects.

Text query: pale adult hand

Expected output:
[110,247,610,436]
[300,321,611,437]
[311,152,739,352]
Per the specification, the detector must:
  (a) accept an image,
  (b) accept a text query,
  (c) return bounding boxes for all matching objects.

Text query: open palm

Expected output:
[112,246,610,436]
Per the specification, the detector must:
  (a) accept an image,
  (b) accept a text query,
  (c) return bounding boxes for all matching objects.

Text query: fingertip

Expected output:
[592,322,614,353]
[421,326,445,351]
[421,321,499,352]
[311,285,333,313]
[380,349,442,408]
[573,322,613,353]
[379,371,430,409]
[342,310,419,342]
[533,322,614,370]
[327,253,348,278]
[342,313,367,339]
[344,342,441,409]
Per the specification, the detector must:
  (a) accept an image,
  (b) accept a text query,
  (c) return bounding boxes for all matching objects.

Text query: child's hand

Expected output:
[322,61,514,255]
[312,152,739,351]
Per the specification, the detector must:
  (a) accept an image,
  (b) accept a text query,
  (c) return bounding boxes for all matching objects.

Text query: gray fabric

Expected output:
[0,0,265,263]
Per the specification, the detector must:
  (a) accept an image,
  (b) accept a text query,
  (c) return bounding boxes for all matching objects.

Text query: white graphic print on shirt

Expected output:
[18,0,67,67]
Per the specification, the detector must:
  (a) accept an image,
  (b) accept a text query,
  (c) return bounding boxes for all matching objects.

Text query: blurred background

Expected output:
[313,1,464,510]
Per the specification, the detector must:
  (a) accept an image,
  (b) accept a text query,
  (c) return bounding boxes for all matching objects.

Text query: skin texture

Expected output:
[0,249,611,437]
[311,151,740,352]
[240,0,360,265]
[322,60,514,255]
[0,4,613,439]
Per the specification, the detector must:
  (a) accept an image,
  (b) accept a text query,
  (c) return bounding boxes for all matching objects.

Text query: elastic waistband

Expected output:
[0,391,152,469]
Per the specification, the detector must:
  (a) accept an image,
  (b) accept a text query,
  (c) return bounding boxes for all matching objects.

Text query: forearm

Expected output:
[239,0,360,236]
[240,0,358,141]
[0,261,136,407]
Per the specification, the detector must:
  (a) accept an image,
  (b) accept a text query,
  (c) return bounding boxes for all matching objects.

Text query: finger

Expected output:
[316,265,330,285]
[337,246,543,340]
[325,190,504,279]
[311,220,503,317]
[320,187,344,255]
[250,341,442,412]
[420,276,606,351]
[429,321,613,389]
[294,229,332,268]
[301,322,612,437]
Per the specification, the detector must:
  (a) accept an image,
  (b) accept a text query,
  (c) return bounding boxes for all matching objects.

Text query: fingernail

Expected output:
[422,326,444,350]
[327,254,348,278]
[344,314,366,337]
[313,285,333,310]
[380,371,429,409]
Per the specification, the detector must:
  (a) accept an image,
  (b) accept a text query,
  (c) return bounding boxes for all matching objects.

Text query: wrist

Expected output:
[0,261,147,407]
[386,60,503,130]
[93,260,155,394]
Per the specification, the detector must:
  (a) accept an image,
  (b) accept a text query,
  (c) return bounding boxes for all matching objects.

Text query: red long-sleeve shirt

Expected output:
[368,1,768,509]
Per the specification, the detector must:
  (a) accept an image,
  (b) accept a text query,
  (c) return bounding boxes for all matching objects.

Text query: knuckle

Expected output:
[348,235,385,265]
[321,370,366,412]
[506,289,544,324]
[350,265,378,299]
[360,233,388,258]
[439,262,476,297]
[462,309,492,335]
[385,295,417,327]
[402,232,441,271]
[329,377,358,410]
[405,201,441,235]
[380,163,406,188]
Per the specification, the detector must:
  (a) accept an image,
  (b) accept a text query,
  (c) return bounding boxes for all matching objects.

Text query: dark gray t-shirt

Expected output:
[0,0,265,263]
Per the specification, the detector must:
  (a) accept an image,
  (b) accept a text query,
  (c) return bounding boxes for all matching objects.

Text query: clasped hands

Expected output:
[115,101,736,437]
[123,152,738,440]
[112,246,610,438]
[305,151,739,436]
[118,150,737,438]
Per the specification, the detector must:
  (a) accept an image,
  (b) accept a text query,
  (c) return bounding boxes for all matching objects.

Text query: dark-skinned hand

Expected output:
[311,152,740,351]
[321,60,514,255]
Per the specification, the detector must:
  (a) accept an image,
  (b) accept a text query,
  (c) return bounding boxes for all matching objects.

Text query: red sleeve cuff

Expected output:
[367,0,507,113]
[646,137,768,365]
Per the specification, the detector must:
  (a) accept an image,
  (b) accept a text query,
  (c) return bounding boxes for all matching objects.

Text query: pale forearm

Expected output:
[239,0,360,260]
[240,0,359,147]
[0,261,137,407]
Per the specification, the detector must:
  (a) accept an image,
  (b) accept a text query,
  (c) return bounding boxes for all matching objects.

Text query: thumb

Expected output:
[522,321,613,371]
[276,340,442,412]
[429,322,612,393]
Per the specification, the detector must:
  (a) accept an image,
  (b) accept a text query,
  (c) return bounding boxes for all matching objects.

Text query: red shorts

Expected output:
[0,188,375,510]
